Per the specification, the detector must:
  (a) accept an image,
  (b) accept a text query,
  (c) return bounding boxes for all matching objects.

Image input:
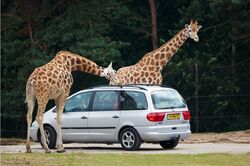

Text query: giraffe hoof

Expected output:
[26,150,32,153]
[45,150,52,153]
[57,149,66,153]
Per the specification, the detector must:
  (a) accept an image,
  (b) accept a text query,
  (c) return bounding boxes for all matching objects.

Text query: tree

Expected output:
[1,0,138,137]
[1,0,250,137]
[148,0,158,50]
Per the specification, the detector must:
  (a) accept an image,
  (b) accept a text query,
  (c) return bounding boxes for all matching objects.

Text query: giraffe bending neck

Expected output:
[138,28,188,70]
[55,51,102,75]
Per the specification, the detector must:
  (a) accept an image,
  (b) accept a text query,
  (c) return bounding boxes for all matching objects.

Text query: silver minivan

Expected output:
[30,85,191,150]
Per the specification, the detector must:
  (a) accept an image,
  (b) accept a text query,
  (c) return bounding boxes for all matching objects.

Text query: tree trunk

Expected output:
[148,0,158,50]
[28,19,35,47]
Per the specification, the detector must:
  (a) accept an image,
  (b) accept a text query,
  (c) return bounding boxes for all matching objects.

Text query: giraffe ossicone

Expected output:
[25,51,118,153]
[101,62,121,85]
[185,20,202,42]
[111,20,202,85]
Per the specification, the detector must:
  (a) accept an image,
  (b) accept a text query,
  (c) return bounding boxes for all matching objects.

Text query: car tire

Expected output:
[119,127,141,151]
[159,138,179,149]
[38,125,57,149]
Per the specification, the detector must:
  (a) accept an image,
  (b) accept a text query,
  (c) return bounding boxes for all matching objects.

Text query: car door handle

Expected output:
[81,116,88,119]
[112,115,119,119]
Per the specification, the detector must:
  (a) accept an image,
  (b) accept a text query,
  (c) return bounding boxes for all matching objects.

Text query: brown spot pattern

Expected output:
[160,54,165,60]
[155,53,159,59]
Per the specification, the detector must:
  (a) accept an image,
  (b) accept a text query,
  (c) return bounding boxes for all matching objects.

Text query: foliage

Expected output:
[1,0,250,137]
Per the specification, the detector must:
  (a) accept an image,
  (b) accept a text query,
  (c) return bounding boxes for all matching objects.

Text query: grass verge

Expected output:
[1,153,250,166]
[0,138,27,145]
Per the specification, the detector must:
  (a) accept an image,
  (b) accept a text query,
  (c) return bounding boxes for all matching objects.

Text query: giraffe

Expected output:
[110,20,202,85]
[25,51,118,153]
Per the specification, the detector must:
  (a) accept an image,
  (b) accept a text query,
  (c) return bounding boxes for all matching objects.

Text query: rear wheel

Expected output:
[160,138,179,149]
[38,125,57,149]
[119,127,141,151]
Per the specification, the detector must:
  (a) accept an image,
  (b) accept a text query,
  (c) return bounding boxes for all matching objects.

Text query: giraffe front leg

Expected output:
[36,98,51,153]
[55,95,67,153]
[56,112,65,153]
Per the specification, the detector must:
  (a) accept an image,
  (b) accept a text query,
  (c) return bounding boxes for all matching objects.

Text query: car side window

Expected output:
[120,91,148,110]
[64,92,92,112]
[92,91,119,111]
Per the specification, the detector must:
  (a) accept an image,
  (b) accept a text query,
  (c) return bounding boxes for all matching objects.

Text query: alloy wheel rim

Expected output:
[122,131,135,148]
[44,130,51,145]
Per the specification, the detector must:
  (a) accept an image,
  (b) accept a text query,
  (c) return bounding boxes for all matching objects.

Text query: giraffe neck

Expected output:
[138,28,188,69]
[55,51,102,75]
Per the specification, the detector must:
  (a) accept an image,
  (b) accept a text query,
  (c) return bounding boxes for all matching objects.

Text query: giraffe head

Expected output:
[100,62,120,84]
[185,20,202,42]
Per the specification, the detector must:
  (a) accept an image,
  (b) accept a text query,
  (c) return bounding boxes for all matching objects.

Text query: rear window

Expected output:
[151,89,186,109]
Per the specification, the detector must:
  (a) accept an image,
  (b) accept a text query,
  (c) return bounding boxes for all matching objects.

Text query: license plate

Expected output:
[167,113,180,120]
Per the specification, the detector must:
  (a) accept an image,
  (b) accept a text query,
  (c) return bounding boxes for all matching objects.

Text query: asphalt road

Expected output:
[1,143,250,154]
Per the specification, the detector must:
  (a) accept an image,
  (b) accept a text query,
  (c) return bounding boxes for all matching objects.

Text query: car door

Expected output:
[61,91,92,142]
[88,90,120,142]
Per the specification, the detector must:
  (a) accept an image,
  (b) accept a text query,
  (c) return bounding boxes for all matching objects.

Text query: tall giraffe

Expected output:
[110,20,202,85]
[25,51,118,153]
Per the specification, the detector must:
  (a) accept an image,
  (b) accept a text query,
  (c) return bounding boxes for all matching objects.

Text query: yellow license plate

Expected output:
[167,113,180,120]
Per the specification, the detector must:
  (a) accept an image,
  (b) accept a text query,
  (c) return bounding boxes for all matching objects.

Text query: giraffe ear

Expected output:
[108,62,113,69]
[185,24,189,30]
[197,25,202,31]
[194,20,198,25]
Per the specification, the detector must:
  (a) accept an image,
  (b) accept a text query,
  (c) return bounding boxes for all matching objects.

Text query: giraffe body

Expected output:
[115,63,163,85]
[111,20,202,85]
[26,51,117,153]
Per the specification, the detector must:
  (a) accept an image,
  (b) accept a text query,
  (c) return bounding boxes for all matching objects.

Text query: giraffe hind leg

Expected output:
[26,97,35,153]
[26,84,36,153]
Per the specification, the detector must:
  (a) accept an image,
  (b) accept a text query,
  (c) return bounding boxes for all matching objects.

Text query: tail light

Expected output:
[147,112,165,122]
[147,111,190,122]
[182,111,190,120]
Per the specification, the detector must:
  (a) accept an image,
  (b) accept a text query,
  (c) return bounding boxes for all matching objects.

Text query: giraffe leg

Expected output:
[55,93,68,153]
[26,97,35,153]
[36,99,51,153]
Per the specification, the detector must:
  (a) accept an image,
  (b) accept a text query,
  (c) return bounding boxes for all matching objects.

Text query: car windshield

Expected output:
[151,89,186,109]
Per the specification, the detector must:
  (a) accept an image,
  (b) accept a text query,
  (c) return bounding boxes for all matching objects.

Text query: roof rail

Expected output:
[122,84,147,90]
[86,85,122,89]
[86,84,172,91]
[125,84,172,88]
[86,84,148,91]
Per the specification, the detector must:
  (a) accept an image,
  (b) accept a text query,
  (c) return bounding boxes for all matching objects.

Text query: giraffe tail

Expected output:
[25,79,35,104]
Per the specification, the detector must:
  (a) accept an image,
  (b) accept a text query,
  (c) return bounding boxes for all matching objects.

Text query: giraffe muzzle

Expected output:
[194,36,199,42]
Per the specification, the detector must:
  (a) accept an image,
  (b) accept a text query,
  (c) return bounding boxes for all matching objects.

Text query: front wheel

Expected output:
[119,127,141,151]
[160,138,179,149]
[38,125,57,149]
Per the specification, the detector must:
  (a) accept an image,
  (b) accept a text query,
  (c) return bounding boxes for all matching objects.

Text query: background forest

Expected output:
[1,0,250,137]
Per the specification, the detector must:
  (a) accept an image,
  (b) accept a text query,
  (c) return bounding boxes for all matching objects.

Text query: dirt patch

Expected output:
[182,130,250,144]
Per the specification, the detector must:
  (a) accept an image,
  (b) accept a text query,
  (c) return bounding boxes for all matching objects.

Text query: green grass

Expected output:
[1,153,250,166]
